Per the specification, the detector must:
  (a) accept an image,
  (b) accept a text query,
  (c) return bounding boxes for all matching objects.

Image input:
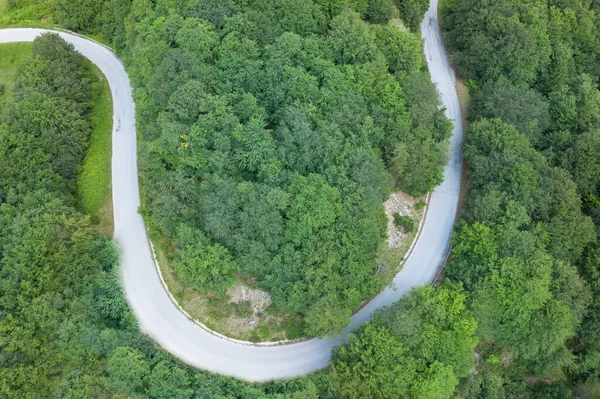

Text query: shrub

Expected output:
[393,213,414,233]
[207,296,233,319]
[414,200,426,212]
[234,301,253,318]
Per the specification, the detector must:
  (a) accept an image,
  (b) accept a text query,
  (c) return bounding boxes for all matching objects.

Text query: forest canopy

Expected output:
[325,0,600,392]
[9,0,600,396]
[329,285,477,399]
[0,1,459,396]
[0,32,325,399]
[64,0,452,336]
[439,0,600,396]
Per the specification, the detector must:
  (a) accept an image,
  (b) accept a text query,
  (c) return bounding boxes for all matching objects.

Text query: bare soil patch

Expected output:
[228,285,271,313]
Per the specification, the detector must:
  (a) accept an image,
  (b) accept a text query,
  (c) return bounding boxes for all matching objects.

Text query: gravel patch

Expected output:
[227,285,272,313]
[384,191,423,248]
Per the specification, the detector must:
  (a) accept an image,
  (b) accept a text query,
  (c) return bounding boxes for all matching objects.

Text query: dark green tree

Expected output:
[398,0,429,31]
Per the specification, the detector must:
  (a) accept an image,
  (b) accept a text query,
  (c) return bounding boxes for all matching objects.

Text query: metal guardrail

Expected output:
[432,244,452,285]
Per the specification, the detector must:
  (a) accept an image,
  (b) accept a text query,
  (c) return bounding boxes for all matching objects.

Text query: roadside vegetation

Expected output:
[381,191,426,272]
[155,242,308,342]
[0,0,53,26]
[393,212,414,232]
[0,42,31,111]
[77,61,113,236]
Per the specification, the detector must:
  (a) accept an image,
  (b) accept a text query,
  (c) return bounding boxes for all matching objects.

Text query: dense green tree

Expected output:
[398,0,430,31]
[175,17,219,62]
[99,0,132,50]
[94,269,130,327]
[146,361,194,399]
[460,363,578,399]
[330,285,477,399]
[333,323,411,398]
[230,182,287,276]
[16,33,91,104]
[107,347,150,393]
[275,107,325,174]
[304,294,352,337]
[233,117,279,173]
[455,117,594,377]
[312,0,366,20]
[574,73,600,133]
[56,0,105,31]
[447,222,498,289]
[373,24,424,75]
[400,136,447,195]
[183,0,237,29]
[328,8,378,65]
[400,71,453,142]
[564,130,600,197]
[365,0,396,24]
[580,246,600,344]
[444,0,551,86]
[173,224,239,295]
[285,173,342,245]
[470,79,550,146]
[471,252,580,376]
[2,93,90,190]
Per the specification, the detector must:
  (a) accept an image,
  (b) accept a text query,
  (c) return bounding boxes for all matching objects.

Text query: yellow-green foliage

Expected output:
[0,0,54,25]
[77,61,113,233]
[0,42,32,111]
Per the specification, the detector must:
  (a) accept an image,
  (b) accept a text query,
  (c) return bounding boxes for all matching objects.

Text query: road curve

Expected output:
[0,0,462,382]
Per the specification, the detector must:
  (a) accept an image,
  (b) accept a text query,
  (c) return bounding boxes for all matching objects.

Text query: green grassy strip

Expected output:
[0,42,32,111]
[0,0,54,25]
[77,61,113,234]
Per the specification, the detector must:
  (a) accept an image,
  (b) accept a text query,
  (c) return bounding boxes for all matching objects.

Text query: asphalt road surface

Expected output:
[0,0,462,382]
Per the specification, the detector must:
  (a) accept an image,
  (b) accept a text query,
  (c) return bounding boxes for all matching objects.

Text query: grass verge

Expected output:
[454,77,470,220]
[77,60,114,236]
[455,78,471,127]
[0,42,32,112]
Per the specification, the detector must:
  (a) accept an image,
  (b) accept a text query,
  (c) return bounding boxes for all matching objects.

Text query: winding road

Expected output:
[0,0,462,383]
